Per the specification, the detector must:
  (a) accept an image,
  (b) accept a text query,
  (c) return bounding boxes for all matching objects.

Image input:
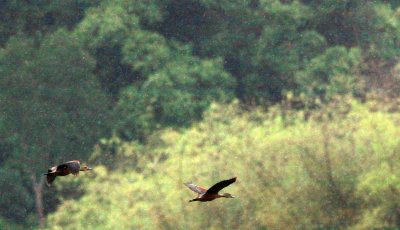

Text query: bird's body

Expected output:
[44,160,92,186]
[184,177,236,202]
[189,193,226,202]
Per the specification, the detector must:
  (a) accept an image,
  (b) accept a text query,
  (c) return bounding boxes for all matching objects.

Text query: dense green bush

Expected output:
[47,99,400,229]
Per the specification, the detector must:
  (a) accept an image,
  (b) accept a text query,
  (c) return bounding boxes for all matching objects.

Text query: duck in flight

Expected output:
[44,160,92,186]
[184,177,237,202]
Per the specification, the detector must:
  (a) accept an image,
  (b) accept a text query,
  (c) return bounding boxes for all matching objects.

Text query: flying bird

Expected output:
[184,177,236,202]
[44,160,92,186]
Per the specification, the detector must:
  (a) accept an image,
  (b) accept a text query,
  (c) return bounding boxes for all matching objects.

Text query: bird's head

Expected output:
[80,166,93,171]
[222,193,235,198]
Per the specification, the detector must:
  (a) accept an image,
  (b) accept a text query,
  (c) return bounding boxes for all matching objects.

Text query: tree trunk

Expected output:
[322,125,347,208]
[31,174,45,228]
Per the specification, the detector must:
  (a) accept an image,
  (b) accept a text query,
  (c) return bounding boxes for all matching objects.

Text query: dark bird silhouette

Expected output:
[44,160,92,186]
[184,177,236,202]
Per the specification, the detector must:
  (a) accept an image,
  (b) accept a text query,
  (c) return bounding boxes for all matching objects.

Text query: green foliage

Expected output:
[114,53,235,141]
[296,46,362,101]
[0,0,99,45]
[2,0,400,228]
[0,29,110,223]
[73,0,236,116]
[168,0,326,102]
[250,33,326,101]
[350,110,400,229]
[47,99,400,229]
[0,167,33,222]
[72,0,167,96]
[248,1,316,100]
[367,3,400,60]
[121,30,170,75]
[76,2,140,49]
[0,29,110,168]
[0,216,27,230]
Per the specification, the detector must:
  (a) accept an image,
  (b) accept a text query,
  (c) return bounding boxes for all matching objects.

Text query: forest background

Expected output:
[1,0,400,229]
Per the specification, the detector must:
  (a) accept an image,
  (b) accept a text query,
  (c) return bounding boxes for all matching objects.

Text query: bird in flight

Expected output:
[184,177,237,202]
[44,160,92,186]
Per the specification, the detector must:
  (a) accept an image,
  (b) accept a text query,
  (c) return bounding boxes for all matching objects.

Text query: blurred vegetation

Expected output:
[46,100,400,229]
[0,0,399,229]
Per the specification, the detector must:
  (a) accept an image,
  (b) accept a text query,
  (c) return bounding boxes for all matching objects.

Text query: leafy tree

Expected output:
[73,0,166,97]
[73,0,235,141]
[157,0,327,102]
[0,29,110,227]
[301,0,400,95]
[0,216,26,230]
[47,99,400,229]
[156,0,400,102]
[0,0,99,46]
[121,30,171,76]
[114,49,235,141]
[351,110,400,229]
[249,2,326,101]
[296,46,362,101]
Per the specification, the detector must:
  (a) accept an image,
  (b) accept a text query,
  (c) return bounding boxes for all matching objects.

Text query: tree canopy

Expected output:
[1,0,400,229]
[47,100,400,229]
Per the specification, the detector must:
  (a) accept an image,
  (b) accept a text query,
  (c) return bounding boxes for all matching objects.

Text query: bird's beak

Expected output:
[88,167,93,170]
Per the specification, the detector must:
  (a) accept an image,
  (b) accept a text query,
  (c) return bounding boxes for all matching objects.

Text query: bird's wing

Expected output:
[205,177,237,194]
[63,160,81,174]
[46,174,56,186]
[47,166,57,174]
[184,182,207,194]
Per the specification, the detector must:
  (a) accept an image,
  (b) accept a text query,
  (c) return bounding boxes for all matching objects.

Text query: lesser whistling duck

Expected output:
[184,177,236,202]
[44,160,92,186]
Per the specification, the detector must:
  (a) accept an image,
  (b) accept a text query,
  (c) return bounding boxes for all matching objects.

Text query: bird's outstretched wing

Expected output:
[205,177,237,194]
[63,160,81,174]
[47,166,57,174]
[46,174,56,186]
[184,182,207,194]
[44,166,57,186]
